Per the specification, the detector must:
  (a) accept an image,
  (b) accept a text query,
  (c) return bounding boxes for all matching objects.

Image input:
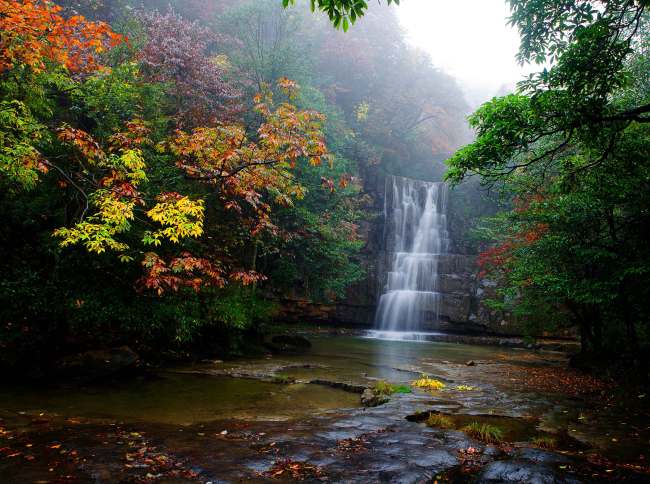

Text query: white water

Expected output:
[363,330,445,342]
[374,176,450,332]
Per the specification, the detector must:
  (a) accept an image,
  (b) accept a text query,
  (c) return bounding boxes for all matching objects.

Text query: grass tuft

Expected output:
[425,413,454,429]
[461,422,504,443]
[531,436,557,449]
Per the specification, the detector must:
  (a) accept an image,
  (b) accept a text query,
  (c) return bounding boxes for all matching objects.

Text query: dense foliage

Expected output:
[447,0,650,363]
[1,0,469,370]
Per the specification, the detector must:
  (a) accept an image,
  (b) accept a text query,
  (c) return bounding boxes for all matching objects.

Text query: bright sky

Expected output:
[397,0,536,107]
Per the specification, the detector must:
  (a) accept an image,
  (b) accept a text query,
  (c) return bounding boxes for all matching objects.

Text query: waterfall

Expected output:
[373,175,450,333]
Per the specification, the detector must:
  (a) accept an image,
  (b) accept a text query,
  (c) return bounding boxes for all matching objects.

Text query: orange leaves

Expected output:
[277,77,298,98]
[169,80,329,238]
[140,252,222,295]
[0,0,124,74]
[140,252,265,295]
[57,125,106,161]
[230,271,267,286]
[263,459,325,480]
[108,120,152,151]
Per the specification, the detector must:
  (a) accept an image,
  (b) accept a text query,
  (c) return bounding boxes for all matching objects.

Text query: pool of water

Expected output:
[0,372,362,425]
[0,335,523,426]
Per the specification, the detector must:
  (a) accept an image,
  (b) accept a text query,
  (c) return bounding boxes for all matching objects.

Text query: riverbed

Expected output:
[0,335,647,482]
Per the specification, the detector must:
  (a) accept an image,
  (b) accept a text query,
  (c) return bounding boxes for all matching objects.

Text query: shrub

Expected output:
[461,422,504,443]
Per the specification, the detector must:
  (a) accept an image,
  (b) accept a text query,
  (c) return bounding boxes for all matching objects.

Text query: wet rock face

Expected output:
[477,459,579,483]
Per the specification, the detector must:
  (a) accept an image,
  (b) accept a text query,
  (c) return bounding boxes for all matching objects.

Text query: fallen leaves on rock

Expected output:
[498,364,610,396]
[336,436,368,454]
[263,458,325,480]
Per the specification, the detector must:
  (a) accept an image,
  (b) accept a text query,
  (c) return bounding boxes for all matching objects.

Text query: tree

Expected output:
[138,9,241,128]
[446,0,650,358]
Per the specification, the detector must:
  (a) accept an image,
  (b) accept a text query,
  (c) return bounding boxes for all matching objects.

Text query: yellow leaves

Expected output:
[145,193,205,244]
[211,54,232,71]
[116,149,147,185]
[355,101,369,122]
[411,376,446,391]
[455,385,477,391]
[96,191,135,229]
[54,191,134,254]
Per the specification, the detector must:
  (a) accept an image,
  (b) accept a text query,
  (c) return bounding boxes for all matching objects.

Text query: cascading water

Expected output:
[371,175,450,338]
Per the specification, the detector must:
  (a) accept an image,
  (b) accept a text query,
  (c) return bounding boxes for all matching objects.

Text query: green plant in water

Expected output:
[531,436,557,449]
[411,376,446,391]
[425,413,454,429]
[272,374,293,384]
[393,384,412,394]
[461,422,504,443]
[373,380,412,396]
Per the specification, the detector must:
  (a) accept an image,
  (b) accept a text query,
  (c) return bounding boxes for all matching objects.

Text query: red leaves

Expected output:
[140,252,268,294]
[0,0,124,74]
[139,252,250,294]
[137,10,241,128]
[497,362,611,396]
[57,126,105,161]
[263,459,325,480]
[108,120,152,151]
[478,223,549,278]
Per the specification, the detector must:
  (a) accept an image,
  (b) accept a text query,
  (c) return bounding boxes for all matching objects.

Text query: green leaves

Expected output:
[283,0,399,30]
[0,100,47,191]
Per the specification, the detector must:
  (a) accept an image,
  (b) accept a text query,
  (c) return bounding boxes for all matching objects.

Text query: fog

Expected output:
[397,0,538,108]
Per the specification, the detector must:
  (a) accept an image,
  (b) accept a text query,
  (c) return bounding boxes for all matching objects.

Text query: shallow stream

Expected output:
[0,335,647,482]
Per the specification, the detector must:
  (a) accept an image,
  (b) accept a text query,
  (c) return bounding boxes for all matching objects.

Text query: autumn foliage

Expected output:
[0,0,123,74]
[478,195,549,279]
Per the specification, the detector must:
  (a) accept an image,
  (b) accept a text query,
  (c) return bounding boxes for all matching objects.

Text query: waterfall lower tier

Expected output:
[374,176,449,332]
